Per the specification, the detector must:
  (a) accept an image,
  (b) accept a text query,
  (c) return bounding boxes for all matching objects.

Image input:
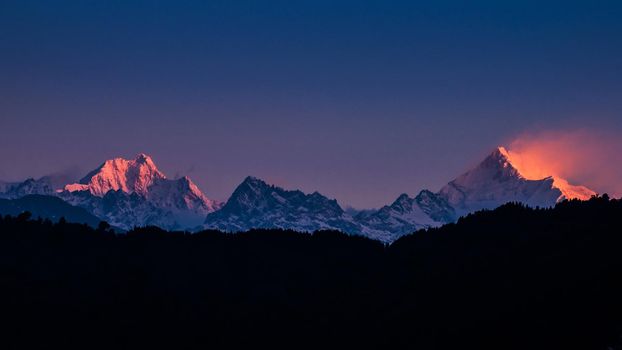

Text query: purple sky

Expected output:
[1,1,621,208]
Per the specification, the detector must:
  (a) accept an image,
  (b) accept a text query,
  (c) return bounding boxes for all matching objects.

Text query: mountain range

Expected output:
[0,147,596,242]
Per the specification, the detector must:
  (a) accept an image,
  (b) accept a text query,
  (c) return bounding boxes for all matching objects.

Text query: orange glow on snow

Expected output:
[498,146,553,181]
[499,142,597,201]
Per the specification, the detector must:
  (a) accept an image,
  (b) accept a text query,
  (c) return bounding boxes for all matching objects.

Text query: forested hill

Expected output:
[1,196,622,349]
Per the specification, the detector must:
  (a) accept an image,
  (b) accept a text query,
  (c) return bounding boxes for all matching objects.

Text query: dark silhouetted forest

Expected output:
[1,196,622,349]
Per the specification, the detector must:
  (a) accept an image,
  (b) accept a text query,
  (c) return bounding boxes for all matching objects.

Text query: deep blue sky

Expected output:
[1,1,621,208]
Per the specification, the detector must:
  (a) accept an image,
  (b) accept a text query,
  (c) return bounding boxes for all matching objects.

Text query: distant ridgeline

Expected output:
[1,196,622,349]
[0,148,598,243]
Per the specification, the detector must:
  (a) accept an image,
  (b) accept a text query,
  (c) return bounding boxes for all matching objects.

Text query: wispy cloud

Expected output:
[506,129,622,197]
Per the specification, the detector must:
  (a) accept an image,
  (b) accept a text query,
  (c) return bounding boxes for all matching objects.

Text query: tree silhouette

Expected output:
[0,195,621,349]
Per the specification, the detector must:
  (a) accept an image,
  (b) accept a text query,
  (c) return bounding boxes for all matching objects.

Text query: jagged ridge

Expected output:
[0,148,598,242]
[204,176,362,234]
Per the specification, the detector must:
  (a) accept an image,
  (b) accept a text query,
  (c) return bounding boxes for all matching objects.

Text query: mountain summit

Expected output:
[65,154,165,196]
[0,148,598,242]
[204,176,361,233]
[355,190,455,242]
[61,154,220,229]
[438,147,596,216]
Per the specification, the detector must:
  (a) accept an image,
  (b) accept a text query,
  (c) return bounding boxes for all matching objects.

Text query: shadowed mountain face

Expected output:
[0,195,103,227]
[356,190,456,242]
[0,154,221,231]
[203,147,593,242]
[204,176,362,233]
[0,177,56,199]
[65,154,220,213]
[58,190,175,230]
[0,148,597,241]
[204,177,457,243]
[438,147,589,216]
[60,154,220,230]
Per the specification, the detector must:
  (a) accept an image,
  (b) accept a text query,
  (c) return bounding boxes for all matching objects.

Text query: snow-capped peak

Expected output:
[204,176,357,234]
[354,190,455,243]
[439,146,596,216]
[65,153,166,196]
[484,146,524,177]
[240,176,268,192]
[135,153,153,163]
[58,154,221,230]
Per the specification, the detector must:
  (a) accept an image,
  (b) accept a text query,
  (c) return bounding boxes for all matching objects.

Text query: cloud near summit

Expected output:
[505,129,622,198]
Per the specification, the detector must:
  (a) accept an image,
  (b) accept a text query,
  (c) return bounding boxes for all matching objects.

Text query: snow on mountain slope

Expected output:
[551,177,596,201]
[51,154,220,230]
[204,176,362,234]
[66,154,166,196]
[0,177,56,199]
[0,154,219,231]
[0,148,598,241]
[356,190,456,242]
[203,177,456,243]
[59,189,177,230]
[438,147,596,216]
[145,176,222,227]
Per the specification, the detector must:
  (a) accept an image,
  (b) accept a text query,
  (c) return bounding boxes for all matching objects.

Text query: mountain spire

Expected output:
[438,146,595,216]
[67,153,165,196]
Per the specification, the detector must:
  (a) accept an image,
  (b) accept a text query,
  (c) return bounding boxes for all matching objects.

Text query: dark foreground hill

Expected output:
[0,194,103,227]
[1,196,622,349]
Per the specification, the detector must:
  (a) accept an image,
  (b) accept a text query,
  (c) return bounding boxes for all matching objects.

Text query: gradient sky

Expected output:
[1,1,621,208]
